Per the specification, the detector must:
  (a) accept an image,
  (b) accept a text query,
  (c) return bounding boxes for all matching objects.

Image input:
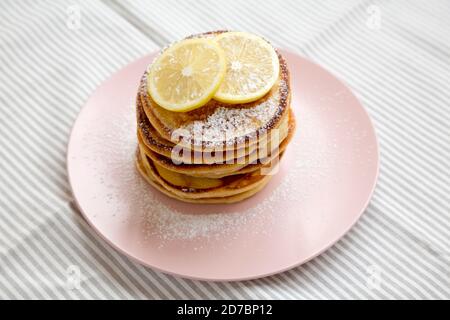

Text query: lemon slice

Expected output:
[147,38,226,112]
[213,32,280,104]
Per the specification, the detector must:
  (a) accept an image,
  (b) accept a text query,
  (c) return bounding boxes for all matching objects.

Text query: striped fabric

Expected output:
[0,0,448,299]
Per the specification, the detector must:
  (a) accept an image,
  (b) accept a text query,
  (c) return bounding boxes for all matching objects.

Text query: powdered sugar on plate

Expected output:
[74,96,336,248]
[75,106,274,242]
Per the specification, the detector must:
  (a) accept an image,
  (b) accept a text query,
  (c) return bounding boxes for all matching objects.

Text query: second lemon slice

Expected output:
[147,38,226,112]
[213,32,280,104]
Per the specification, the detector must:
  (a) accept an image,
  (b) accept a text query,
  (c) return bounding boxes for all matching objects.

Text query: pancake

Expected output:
[138,146,274,200]
[138,31,291,153]
[136,94,290,165]
[136,153,270,204]
[138,110,296,178]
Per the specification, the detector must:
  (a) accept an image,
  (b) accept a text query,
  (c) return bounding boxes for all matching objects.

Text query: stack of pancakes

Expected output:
[135,33,295,204]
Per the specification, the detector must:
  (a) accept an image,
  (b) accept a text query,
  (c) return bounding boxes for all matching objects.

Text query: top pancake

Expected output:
[138,31,291,152]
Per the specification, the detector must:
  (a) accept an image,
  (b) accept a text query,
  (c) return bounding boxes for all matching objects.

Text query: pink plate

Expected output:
[67,50,379,281]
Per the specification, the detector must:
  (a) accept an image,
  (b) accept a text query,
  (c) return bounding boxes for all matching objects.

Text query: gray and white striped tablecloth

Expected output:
[0,0,449,299]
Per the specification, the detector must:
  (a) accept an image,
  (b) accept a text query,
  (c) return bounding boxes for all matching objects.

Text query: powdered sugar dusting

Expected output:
[75,105,285,245]
[180,80,288,148]
[73,83,344,251]
[74,94,335,248]
[76,112,290,247]
[139,197,271,242]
